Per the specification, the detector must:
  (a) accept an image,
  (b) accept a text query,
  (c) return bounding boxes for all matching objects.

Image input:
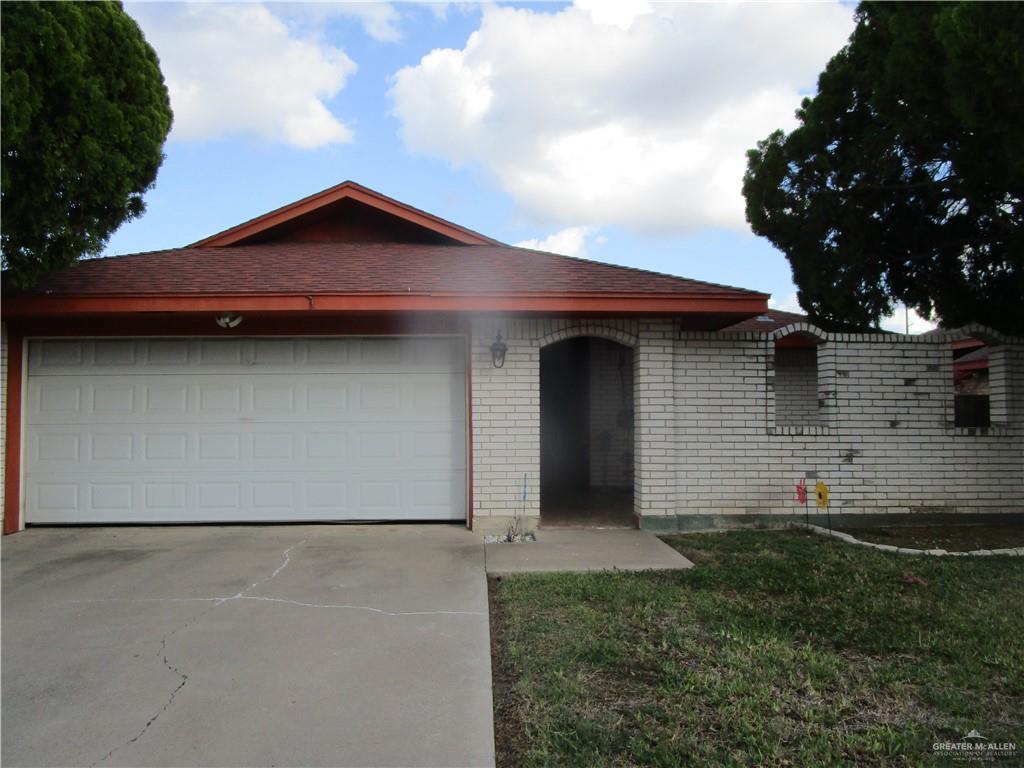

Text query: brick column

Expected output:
[633,320,676,521]
[470,317,541,534]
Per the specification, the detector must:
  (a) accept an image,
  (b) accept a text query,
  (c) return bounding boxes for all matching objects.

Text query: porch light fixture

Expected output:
[490,333,508,368]
[215,313,244,329]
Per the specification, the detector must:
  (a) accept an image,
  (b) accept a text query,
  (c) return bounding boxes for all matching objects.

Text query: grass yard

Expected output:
[834,524,1024,552]
[489,530,1023,767]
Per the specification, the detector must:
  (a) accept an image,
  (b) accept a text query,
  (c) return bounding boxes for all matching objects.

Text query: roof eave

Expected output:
[1,292,767,318]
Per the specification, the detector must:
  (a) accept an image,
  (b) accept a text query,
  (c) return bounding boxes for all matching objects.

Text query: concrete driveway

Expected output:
[2,525,494,768]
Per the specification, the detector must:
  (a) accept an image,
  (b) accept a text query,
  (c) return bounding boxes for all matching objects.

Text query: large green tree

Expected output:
[743,2,1023,335]
[1,1,172,287]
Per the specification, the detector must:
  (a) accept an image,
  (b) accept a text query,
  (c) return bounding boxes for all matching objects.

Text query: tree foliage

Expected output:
[1,1,172,287]
[743,2,1023,335]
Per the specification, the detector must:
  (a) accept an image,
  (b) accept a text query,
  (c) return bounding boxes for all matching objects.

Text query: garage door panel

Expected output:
[143,432,189,462]
[36,340,85,367]
[94,340,137,365]
[27,423,466,474]
[28,470,468,523]
[28,376,465,425]
[34,380,83,417]
[146,339,190,365]
[25,338,467,523]
[29,338,465,375]
[33,433,82,463]
[145,383,190,415]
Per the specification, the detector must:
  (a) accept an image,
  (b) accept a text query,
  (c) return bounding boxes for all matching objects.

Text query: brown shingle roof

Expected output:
[722,308,807,332]
[11,243,767,298]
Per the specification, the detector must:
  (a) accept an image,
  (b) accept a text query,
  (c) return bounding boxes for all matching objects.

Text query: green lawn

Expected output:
[489,530,1023,767]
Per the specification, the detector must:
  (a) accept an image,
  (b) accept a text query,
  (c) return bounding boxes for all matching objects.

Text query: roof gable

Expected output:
[189,181,502,247]
[3,180,769,326]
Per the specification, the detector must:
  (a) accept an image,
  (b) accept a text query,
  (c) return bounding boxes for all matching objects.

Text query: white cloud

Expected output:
[574,0,652,30]
[335,2,402,42]
[129,3,356,149]
[769,293,804,314]
[390,2,854,233]
[515,226,593,257]
[880,305,939,335]
[280,2,403,43]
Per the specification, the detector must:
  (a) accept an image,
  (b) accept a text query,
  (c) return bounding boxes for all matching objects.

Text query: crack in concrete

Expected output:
[89,608,207,767]
[233,595,485,616]
[71,540,484,618]
[219,539,306,604]
[89,540,306,766]
[69,595,484,618]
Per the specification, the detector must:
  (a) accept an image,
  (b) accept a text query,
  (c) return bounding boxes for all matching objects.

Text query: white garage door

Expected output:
[24,338,467,523]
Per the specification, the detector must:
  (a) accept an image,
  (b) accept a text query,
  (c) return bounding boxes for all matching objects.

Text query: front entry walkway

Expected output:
[484,529,694,574]
[2,525,494,768]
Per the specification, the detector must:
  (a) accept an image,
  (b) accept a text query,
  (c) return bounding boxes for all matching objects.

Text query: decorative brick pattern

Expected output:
[676,327,1023,517]
[470,318,640,531]
[471,318,1021,530]
[774,347,821,426]
[537,325,639,349]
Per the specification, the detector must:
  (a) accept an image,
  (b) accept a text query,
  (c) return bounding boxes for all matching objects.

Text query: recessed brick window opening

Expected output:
[774,333,823,428]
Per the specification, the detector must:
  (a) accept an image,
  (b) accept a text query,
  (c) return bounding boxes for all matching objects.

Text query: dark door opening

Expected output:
[540,337,635,527]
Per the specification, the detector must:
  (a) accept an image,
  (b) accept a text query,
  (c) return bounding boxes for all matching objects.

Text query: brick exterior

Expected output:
[673,324,1023,520]
[633,320,677,518]
[470,318,641,533]
[2,317,1020,535]
[774,347,821,426]
[469,317,1023,533]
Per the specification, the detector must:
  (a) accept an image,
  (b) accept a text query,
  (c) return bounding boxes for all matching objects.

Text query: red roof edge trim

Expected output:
[189,181,503,248]
[1,293,768,318]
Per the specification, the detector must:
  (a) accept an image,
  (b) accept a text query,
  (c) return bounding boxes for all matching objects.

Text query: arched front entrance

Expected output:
[539,336,635,527]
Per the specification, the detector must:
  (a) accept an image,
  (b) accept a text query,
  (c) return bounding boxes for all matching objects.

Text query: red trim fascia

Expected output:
[4,331,23,534]
[190,182,501,247]
[2,294,768,318]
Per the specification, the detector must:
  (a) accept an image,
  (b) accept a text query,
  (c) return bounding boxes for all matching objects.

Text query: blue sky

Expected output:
[112,1,935,332]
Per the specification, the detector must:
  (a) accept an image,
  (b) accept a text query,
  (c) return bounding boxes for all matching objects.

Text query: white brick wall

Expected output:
[774,347,821,426]
[675,327,1024,518]
[633,320,676,518]
[469,317,1022,531]
[470,318,640,531]
[471,318,541,527]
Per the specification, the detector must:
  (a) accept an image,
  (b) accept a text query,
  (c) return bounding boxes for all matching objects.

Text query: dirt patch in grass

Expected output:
[835,523,1024,551]
[488,576,531,768]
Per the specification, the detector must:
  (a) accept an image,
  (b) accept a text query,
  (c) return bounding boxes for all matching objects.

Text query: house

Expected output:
[2,182,1022,535]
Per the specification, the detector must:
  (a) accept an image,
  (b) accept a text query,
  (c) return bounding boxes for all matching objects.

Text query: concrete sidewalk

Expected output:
[2,525,494,768]
[484,528,693,574]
